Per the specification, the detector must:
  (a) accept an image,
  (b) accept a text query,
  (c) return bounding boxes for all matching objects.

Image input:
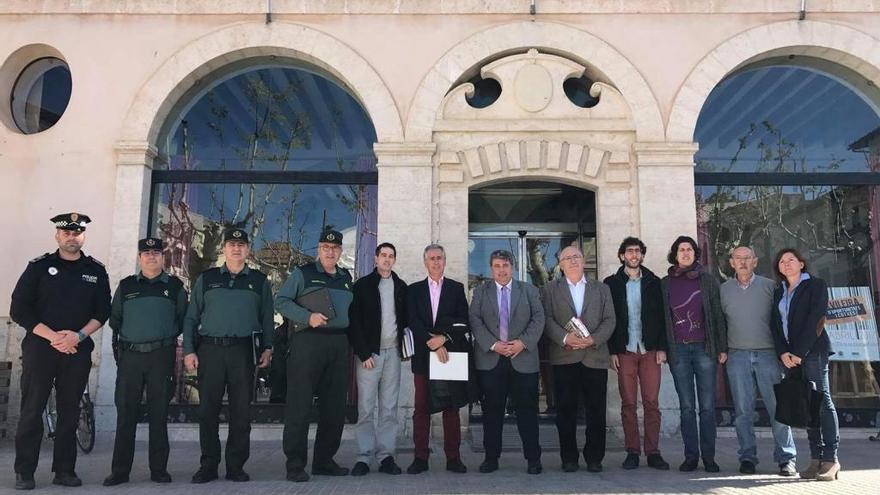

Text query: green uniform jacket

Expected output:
[109,271,187,343]
[275,262,353,335]
[182,264,274,354]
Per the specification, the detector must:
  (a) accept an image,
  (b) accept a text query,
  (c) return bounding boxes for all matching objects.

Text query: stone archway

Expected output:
[667,20,880,142]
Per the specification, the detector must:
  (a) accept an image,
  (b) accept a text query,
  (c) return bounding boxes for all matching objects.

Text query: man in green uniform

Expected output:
[183,228,274,483]
[103,237,187,486]
[276,229,354,482]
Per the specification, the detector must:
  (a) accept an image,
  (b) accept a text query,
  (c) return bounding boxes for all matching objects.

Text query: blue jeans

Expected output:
[670,342,717,460]
[800,353,839,462]
[726,349,796,464]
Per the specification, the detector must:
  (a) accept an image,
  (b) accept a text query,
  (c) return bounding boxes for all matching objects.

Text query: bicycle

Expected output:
[42,387,96,454]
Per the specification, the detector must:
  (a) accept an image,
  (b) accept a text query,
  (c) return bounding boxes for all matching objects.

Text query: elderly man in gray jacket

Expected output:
[543,245,616,473]
[470,250,545,475]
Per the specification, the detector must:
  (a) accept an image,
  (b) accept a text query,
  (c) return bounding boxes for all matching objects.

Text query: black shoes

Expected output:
[351,461,370,476]
[151,471,173,483]
[586,462,603,473]
[527,461,543,475]
[102,473,129,486]
[446,459,467,473]
[561,461,579,472]
[679,457,699,472]
[312,460,349,476]
[647,453,670,470]
[623,453,640,470]
[478,457,499,473]
[739,460,757,474]
[407,458,429,474]
[14,474,35,491]
[704,459,721,473]
[225,470,250,482]
[779,460,797,477]
[52,472,82,487]
[191,467,219,484]
[286,469,310,482]
[379,457,402,475]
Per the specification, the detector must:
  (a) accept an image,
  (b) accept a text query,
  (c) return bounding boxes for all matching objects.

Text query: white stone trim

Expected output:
[405,21,664,143]
[667,20,880,142]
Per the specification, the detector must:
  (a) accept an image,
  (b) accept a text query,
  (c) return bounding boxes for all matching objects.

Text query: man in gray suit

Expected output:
[469,250,545,474]
[543,245,616,473]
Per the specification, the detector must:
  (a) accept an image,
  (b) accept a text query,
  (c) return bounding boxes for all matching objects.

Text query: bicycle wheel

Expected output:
[43,389,57,439]
[75,394,96,454]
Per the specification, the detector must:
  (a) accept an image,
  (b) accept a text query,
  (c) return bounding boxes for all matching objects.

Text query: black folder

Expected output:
[296,287,336,320]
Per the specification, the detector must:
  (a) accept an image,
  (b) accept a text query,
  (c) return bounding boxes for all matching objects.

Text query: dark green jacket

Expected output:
[275,262,353,335]
[183,264,274,354]
[109,271,187,343]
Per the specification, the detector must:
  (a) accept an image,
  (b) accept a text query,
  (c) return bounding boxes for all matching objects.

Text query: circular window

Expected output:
[11,57,71,134]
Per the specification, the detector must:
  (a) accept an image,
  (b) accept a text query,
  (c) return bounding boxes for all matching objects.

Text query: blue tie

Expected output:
[500,286,509,342]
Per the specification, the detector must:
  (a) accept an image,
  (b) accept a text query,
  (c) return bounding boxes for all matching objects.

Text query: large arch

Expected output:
[119,21,403,146]
[667,20,880,142]
[404,20,665,143]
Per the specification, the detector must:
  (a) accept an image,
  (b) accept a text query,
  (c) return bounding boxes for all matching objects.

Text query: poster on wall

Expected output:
[825,286,880,362]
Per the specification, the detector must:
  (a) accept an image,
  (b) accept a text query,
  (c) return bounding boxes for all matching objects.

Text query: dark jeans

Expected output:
[111,346,175,475]
[197,341,253,473]
[800,352,839,461]
[283,332,349,472]
[553,362,607,464]
[15,335,92,476]
[478,357,540,462]
[669,342,717,461]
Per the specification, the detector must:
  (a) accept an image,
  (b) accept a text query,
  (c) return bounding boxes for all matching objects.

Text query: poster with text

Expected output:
[826,286,880,362]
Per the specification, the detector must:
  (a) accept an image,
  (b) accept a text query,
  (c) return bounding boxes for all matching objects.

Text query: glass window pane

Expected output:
[695,65,880,173]
[697,184,880,409]
[11,57,72,134]
[157,64,377,172]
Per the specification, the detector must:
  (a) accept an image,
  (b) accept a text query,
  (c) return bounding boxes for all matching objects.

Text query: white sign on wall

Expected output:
[825,286,880,362]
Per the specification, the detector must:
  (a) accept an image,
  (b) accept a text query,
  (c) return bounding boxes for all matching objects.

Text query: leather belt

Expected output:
[201,336,251,346]
[119,337,177,353]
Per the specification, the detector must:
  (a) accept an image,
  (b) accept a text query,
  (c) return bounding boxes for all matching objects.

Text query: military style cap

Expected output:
[50,212,91,231]
[223,228,249,243]
[138,237,164,252]
[319,229,343,245]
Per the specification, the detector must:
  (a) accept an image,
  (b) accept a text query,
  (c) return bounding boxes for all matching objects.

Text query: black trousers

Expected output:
[283,332,349,472]
[553,362,608,464]
[15,334,92,476]
[197,342,253,473]
[110,345,175,475]
[478,357,541,462]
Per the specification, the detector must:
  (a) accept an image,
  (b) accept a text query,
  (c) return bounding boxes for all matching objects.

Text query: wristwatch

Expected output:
[76,330,87,342]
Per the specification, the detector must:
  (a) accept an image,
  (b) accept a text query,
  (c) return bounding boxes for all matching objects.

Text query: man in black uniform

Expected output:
[9,212,111,490]
[183,228,274,484]
[103,237,187,486]
[275,229,354,482]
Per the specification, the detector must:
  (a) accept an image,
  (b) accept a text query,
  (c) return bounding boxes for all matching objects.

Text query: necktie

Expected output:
[499,285,509,342]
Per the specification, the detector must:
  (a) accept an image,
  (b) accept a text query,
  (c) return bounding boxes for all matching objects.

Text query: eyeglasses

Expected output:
[560,254,583,263]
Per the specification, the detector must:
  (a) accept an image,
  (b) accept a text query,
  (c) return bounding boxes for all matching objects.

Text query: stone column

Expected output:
[633,141,699,436]
[94,141,156,431]
[373,141,436,441]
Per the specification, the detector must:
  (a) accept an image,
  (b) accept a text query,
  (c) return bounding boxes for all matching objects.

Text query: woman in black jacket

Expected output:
[770,248,839,481]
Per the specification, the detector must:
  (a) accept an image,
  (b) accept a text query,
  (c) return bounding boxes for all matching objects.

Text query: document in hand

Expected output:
[429,351,469,381]
[401,327,415,360]
[565,317,591,338]
[296,287,336,319]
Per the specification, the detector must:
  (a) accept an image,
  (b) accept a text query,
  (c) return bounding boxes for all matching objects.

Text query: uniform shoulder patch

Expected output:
[88,256,106,268]
[29,253,50,263]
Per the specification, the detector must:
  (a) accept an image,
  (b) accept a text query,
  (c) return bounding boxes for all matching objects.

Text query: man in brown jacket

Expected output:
[542,245,616,473]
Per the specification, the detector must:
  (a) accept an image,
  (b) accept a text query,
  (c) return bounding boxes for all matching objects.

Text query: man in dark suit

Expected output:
[544,245,616,473]
[469,250,545,474]
[405,244,469,475]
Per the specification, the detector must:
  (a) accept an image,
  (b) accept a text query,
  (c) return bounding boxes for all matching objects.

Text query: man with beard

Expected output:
[603,237,670,471]
[10,212,111,490]
[276,229,354,482]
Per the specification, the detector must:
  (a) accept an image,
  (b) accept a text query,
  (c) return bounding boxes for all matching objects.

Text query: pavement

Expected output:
[1,426,879,494]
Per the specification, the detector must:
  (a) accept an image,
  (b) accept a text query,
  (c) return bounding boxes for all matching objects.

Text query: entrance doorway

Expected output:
[467,181,597,418]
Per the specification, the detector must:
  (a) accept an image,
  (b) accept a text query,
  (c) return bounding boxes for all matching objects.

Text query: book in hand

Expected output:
[401,327,415,360]
[565,317,591,339]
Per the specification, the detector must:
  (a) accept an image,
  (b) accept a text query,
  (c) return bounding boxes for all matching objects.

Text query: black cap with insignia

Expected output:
[223,228,249,243]
[50,212,91,231]
[138,237,164,252]
[319,229,342,245]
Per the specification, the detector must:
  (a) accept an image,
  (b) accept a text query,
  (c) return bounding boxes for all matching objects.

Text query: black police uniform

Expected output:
[9,213,111,485]
[106,238,187,484]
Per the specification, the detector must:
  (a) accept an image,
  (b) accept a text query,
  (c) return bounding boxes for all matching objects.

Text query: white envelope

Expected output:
[428,351,469,381]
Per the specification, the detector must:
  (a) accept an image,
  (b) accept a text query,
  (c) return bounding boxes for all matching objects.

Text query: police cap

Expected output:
[319,229,342,245]
[138,237,164,252]
[223,228,249,244]
[50,212,91,232]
